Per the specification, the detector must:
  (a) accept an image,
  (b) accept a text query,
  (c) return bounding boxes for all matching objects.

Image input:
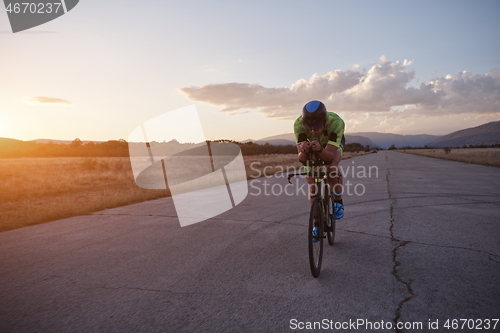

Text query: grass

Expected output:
[1,151,370,233]
[399,148,500,168]
[0,157,169,232]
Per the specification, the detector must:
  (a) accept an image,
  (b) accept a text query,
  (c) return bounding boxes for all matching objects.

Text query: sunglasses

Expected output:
[305,121,324,131]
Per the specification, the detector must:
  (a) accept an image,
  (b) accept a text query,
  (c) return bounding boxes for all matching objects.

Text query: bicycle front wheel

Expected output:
[325,191,336,246]
[308,197,324,278]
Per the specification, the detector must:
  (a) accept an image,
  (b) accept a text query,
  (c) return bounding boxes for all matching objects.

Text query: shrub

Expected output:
[80,158,98,171]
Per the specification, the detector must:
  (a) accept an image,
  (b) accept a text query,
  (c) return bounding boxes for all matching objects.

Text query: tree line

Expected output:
[0,138,129,158]
[0,138,374,158]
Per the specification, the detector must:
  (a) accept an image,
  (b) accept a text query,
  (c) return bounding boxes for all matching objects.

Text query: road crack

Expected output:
[387,161,416,333]
[392,241,416,333]
[490,255,500,264]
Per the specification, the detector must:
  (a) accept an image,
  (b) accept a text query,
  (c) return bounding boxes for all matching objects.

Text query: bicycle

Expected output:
[288,155,337,278]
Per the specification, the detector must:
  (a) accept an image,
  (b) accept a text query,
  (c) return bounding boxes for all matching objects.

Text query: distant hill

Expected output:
[251,121,500,148]
[344,135,377,148]
[348,132,441,149]
[241,133,293,146]
[0,137,25,148]
[248,137,297,146]
[427,120,500,147]
[32,139,100,144]
[252,133,382,148]
[252,133,295,145]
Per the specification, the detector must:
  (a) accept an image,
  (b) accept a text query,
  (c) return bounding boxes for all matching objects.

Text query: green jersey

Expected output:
[293,112,345,153]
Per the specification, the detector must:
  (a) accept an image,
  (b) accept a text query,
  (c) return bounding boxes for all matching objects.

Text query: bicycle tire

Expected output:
[325,191,336,246]
[308,197,324,278]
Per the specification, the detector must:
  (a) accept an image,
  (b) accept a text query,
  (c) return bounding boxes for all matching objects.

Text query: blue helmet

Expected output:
[302,100,327,130]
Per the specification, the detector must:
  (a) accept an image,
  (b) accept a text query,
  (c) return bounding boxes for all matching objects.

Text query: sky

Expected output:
[1,0,499,142]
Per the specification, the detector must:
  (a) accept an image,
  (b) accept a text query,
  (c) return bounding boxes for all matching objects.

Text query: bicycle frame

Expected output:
[288,164,336,277]
[306,166,334,232]
[288,165,330,212]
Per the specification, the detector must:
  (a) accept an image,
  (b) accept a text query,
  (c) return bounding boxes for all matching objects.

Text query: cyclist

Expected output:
[294,100,345,239]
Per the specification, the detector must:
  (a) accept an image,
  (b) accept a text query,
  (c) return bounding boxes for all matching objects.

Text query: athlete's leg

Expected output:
[326,150,343,199]
[306,175,317,206]
[326,150,344,219]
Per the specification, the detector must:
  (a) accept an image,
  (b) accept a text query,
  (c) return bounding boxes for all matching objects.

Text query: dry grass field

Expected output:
[399,148,500,168]
[1,151,369,232]
[0,157,169,232]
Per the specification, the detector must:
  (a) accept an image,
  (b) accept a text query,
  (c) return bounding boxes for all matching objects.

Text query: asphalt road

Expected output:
[1,151,499,332]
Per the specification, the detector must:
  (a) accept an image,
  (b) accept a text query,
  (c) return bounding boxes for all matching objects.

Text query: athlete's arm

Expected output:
[310,141,336,163]
[297,142,311,163]
[296,133,310,163]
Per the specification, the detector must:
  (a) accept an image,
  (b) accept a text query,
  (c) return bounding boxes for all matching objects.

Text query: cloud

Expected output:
[227,110,250,116]
[179,70,361,119]
[420,68,500,115]
[179,56,500,120]
[25,96,72,105]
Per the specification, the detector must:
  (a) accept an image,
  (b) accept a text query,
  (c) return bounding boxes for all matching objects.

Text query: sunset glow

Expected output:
[1,1,499,142]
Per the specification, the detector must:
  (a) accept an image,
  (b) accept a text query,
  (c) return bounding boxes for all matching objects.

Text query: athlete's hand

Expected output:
[299,142,311,153]
[310,141,322,152]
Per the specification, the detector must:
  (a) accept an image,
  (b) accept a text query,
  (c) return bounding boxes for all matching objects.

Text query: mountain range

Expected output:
[2,121,499,150]
[246,120,500,149]
[427,121,500,147]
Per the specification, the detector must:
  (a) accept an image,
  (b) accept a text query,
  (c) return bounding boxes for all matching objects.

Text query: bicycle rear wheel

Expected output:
[308,197,324,278]
[325,191,336,246]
